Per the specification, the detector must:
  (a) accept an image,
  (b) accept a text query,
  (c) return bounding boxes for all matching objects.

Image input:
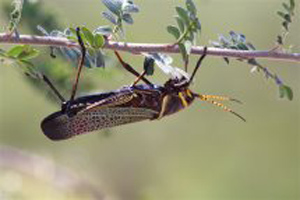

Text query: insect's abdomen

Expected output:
[41,107,157,140]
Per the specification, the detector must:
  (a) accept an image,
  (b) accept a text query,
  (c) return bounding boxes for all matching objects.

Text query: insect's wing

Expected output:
[41,107,158,141]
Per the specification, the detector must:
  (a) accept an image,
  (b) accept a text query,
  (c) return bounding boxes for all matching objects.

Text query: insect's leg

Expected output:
[200,94,242,104]
[189,46,208,85]
[69,27,86,103]
[114,51,153,85]
[157,95,171,119]
[194,94,246,121]
[42,74,66,102]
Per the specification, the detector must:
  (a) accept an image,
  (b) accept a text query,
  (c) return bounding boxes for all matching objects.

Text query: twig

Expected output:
[0,33,300,63]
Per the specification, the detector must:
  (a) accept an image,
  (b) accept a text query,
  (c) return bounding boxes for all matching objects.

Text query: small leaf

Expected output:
[102,11,118,25]
[18,48,39,61]
[223,57,230,64]
[284,14,292,22]
[175,16,185,32]
[282,21,289,31]
[290,0,295,10]
[81,27,94,46]
[246,42,256,50]
[68,27,77,36]
[94,26,113,35]
[175,7,190,25]
[277,11,285,18]
[94,34,105,48]
[122,13,134,24]
[122,1,139,13]
[229,31,238,43]
[282,3,291,13]
[237,43,248,50]
[102,0,122,15]
[7,45,25,57]
[167,25,180,39]
[144,56,155,76]
[279,85,293,100]
[37,25,49,36]
[193,18,201,30]
[248,58,259,66]
[186,0,197,15]
[277,35,283,45]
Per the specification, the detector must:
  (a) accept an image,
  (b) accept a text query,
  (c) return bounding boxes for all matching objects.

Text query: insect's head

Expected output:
[164,47,208,94]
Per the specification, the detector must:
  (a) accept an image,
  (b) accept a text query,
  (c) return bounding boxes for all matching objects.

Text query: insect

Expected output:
[41,28,245,141]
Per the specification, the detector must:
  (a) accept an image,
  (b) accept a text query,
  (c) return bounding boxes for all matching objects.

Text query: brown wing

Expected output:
[41,107,158,141]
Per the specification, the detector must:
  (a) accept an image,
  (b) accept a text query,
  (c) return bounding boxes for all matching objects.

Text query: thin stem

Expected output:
[0,33,300,63]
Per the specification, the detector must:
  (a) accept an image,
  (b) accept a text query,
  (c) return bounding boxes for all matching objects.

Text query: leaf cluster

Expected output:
[6,0,23,35]
[211,31,293,100]
[167,0,201,64]
[38,25,108,68]
[276,0,295,46]
[101,0,139,38]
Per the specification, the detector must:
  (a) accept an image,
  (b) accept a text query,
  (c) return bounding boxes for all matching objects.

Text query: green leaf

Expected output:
[81,27,94,46]
[284,14,292,22]
[186,0,197,15]
[7,0,24,33]
[102,0,122,15]
[290,0,295,10]
[17,48,39,61]
[94,26,113,35]
[143,57,155,76]
[279,85,293,100]
[122,13,134,24]
[277,11,285,18]
[122,1,139,13]
[93,34,105,48]
[167,25,180,39]
[277,35,283,45]
[237,43,249,50]
[7,45,25,57]
[176,7,190,25]
[102,11,118,25]
[282,21,289,31]
[282,3,291,13]
[223,57,230,64]
[175,16,185,32]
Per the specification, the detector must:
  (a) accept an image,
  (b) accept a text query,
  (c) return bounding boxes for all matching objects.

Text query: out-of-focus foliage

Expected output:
[102,0,139,38]
[211,31,293,100]
[6,0,24,34]
[277,0,295,45]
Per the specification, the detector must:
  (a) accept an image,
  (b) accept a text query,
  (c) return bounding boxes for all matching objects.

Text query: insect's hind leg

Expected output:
[114,51,153,86]
[194,93,246,121]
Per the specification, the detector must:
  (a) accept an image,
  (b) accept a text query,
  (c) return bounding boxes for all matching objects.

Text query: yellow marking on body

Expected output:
[186,89,193,98]
[157,95,170,119]
[178,92,188,107]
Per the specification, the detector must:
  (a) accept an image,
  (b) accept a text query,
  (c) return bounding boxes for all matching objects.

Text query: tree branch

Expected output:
[1,33,300,63]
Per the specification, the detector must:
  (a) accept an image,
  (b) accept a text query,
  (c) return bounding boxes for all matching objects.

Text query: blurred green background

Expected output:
[0,0,299,199]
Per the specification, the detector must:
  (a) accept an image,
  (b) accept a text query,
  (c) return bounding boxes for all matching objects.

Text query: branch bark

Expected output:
[1,33,300,63]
